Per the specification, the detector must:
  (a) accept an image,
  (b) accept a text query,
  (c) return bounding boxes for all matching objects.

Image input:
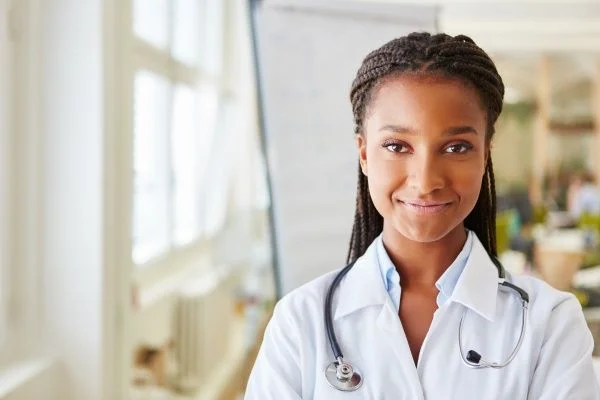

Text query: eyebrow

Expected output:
[379,124,480,136]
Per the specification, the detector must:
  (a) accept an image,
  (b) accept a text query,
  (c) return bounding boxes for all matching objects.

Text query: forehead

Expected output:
[365,74,487,132]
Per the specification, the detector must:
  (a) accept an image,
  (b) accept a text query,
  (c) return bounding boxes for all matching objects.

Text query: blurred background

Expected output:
[2,0,600,399]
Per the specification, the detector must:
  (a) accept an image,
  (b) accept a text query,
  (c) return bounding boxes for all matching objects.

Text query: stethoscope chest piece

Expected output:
[325,359,363,391]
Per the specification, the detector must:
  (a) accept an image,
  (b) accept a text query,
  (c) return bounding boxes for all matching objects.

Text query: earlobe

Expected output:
[359,154,368,176]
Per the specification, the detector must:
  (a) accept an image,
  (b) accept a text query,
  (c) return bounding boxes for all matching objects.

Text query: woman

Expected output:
[245,33,600,399]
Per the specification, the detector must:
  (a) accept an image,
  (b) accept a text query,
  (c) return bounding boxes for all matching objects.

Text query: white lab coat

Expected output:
[245,235,600,399]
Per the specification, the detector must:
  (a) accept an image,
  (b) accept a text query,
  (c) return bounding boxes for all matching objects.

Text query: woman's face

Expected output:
[357,74,489,243]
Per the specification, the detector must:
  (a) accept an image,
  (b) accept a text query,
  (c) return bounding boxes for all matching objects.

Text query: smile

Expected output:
[399,201,452,215]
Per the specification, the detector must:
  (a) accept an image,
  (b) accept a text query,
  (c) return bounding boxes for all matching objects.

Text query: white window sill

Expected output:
[133,239,214,302]
[0,357,57,399]
[134,256,247,311]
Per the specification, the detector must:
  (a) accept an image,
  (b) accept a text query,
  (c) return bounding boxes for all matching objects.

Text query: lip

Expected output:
[399,200,452,215]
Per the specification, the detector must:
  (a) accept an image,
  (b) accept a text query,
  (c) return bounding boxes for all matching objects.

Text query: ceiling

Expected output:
[438,1,600,120]
[347,0,600,121]
[281,0,600,120]
[439,1,600,52]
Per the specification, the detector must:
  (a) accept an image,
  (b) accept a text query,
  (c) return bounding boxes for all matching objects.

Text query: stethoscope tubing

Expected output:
[459,286,529,368]
[324,253,530,391]
[324,262,356,360]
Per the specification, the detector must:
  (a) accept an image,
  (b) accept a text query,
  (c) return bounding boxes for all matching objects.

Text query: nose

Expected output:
[406,152,446,195]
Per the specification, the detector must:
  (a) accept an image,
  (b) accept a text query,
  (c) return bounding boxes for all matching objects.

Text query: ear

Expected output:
[484,142,492,173]
[356,134,368,176]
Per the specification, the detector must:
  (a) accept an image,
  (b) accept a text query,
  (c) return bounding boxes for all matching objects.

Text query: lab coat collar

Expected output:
[333,233,499,322]
[333,240,387,320]
[449,234,499,321]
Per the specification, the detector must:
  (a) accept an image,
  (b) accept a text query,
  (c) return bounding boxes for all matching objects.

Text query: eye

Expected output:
[382,141,410,153]
[445,142,473,154]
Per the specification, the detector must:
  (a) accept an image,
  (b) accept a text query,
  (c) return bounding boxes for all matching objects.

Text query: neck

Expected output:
[381,224,468,288]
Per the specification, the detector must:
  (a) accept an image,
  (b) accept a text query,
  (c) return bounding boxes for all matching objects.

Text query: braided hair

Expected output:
[346,32,505,264]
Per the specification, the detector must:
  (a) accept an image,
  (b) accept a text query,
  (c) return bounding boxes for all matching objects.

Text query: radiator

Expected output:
[173,266,240,393]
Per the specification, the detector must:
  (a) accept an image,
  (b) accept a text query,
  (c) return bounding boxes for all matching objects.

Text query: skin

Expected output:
[356,73,490,365]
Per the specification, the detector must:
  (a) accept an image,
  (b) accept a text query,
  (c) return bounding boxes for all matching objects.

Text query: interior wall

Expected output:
[39,0,105,398]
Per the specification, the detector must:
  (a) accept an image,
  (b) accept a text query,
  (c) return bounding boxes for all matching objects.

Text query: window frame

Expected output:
[129,0,230,287]
[0,0,43,366]
[110,0,270,395]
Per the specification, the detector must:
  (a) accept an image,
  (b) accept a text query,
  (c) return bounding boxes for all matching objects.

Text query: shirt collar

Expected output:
[334,230,499,322]
[376,235,400,293]
[376,230,473,307]
[435,231,474,306]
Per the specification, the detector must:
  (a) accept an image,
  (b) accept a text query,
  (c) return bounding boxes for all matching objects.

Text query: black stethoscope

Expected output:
[323,254,530,391]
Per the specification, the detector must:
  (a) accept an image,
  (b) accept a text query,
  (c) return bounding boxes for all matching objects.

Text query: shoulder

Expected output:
[510,273,580,315]
[509,273,589,342]
[259,267,346,359]
[513,275,599,397]
[273,267,343,323]
[268,240,380,339]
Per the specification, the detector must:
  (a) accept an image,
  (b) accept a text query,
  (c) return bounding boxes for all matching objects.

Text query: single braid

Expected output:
[346,32,505,264]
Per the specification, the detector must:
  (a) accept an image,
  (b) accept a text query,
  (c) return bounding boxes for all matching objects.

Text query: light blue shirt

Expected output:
[375,229,474,312]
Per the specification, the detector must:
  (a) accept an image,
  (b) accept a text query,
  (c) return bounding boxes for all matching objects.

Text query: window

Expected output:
[203,97,237,236]
[131,0,224,266]
[132,71,171,264]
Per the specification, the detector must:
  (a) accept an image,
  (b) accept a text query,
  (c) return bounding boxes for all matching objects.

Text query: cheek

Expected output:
[365,148,406,190]
[454,161,486,203]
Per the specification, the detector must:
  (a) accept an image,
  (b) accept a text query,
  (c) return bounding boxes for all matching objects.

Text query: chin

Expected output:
[393,218,462,244]
[400,229,449,243]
